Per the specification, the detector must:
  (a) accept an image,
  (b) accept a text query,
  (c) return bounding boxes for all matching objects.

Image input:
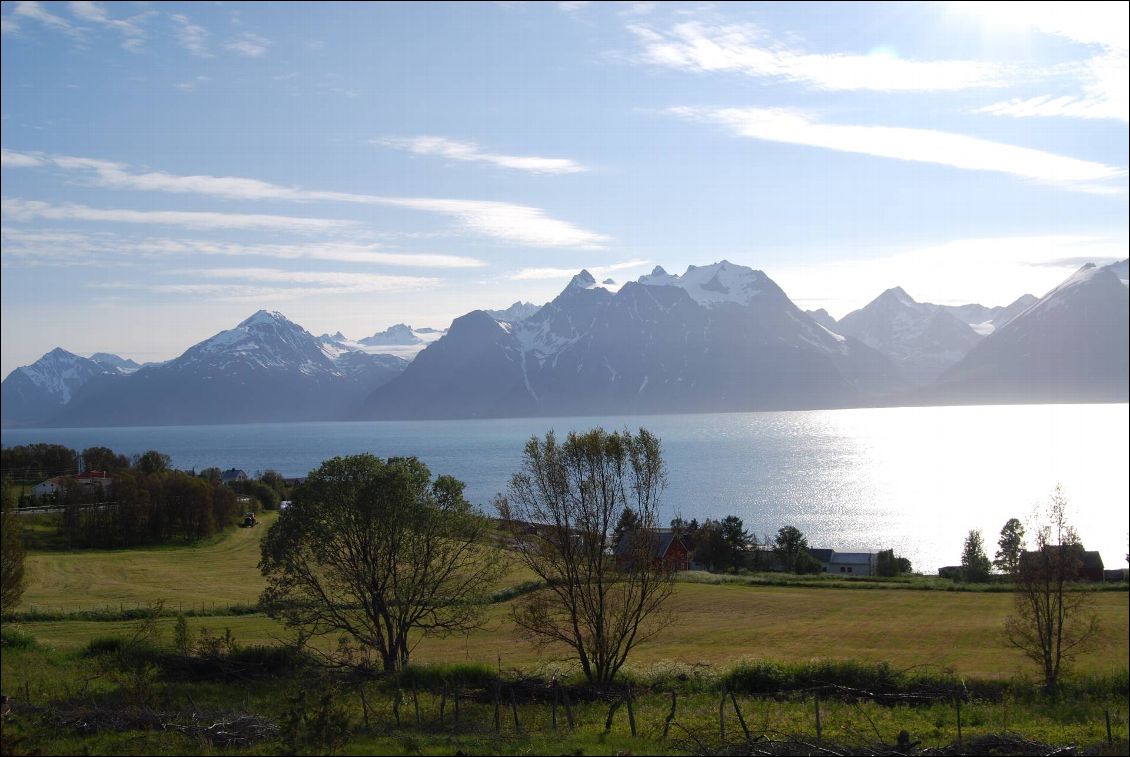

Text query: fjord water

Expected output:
[3,404,1126,573]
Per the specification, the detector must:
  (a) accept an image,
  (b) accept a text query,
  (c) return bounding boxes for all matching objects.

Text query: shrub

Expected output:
[394,662,497,691]
[0,626,37,649]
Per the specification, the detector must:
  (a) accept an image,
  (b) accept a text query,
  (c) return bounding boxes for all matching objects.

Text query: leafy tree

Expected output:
[135,450,172,475]
[961,530,992,582]
[720,515,752,570]
[876,549,912,577]
[994,518,1026,576]
[1005,487,1099,693]
[198,467,223,483]
[260,454,501,673]
[259,469,291,500]
[692,519,727,571]
[81,446,130,473]
[1,479,26,612]
[774,525,809,573]
[498,428,673,685]
[612,506,641,547]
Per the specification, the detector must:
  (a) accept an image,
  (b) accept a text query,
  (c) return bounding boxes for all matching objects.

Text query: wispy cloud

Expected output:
[0,228,488,268]
[509,258,650,280]
[1,198,354,232]
[670,106,1127,191]
[628,21,1008,91]
[174,75,211,92]
[0,148,45,167]
[225,31,270,57]
[68,1,151,52]
[171,13,210,58]
[3,150,609,247]
[960,2,1128,122]
[376,136,589,175]
[148,267,440,301]
[13,1,76,35]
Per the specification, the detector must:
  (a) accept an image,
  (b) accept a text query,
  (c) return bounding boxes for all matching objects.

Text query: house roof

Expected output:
[808,548,834,563]
[830,552,873,564]
[613,529,681,560]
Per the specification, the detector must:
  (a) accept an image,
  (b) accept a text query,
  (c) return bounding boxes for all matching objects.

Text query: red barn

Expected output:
[612,529,689,572]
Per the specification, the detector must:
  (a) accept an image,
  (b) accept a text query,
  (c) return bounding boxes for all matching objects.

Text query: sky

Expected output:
[1,1,1127,375]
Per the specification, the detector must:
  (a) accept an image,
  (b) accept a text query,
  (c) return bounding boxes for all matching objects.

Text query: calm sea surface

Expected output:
[4,404,1127,573]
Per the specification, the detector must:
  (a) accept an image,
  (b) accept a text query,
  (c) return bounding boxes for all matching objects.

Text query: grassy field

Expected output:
[4,521,1129,755]
[11,519,1130,681]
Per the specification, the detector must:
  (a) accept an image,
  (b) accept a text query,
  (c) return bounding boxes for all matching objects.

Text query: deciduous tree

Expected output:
[1005,487,1099,693]
[497,428,673,685]
[994,518,1026,576]
[260,455,500,672]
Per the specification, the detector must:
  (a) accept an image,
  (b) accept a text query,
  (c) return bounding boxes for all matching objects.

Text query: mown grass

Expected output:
[5,512,1128,754]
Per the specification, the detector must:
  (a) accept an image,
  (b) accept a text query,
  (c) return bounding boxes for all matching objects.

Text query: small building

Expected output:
[807,548,876,576]
[613,529,690,572]
[221,468,248,484]
[31,471,113,498]
[31,476,66,497]
[1020,544,1105,582]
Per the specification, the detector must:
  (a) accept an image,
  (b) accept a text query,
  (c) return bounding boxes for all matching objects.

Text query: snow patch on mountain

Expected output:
[639,260,771,307]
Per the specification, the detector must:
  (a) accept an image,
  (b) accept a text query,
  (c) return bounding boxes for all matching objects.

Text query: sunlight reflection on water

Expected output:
[4,404,1127,573]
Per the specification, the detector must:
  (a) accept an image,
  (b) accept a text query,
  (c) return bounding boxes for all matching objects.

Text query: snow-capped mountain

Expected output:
[358,323,422,346]
[90,353,142,374]
[362,261,902,419]
[47,311,407,427]
[836,287,983,384]
[485,301,542,323]
[0,348,125,425]
[934,261,1129,403]
[805,309,838,332]
[936,294,1038,336]
[319,324,444,360]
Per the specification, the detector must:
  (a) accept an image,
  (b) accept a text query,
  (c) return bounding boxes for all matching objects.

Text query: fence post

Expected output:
[955,697,962,747]
[412,681,420,727]
[625,685,637,737]
[814,696,822,740]
[493,682,501,732]
[509,686,522,733]
[719,683,727,741]
[439,687,447,725]
[662,690,677,740]
[562,686,575,731]
[604,698,623,733]
[730,690,751,741]
[552,679,559,731]
[453,689,460,728]
[1105,709,1113,744]
[392,688,401,728]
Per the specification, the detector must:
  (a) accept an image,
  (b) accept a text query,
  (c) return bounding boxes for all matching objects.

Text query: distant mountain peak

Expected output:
[569,269,598,289]
[650,265,668,276]
[877,286,915,305]
[238,310,291,329]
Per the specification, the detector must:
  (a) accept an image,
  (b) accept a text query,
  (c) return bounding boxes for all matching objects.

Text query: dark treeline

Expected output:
[3,443,291,549]
[60,469,239,548]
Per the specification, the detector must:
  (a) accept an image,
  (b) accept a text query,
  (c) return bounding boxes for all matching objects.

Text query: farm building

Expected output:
[807,548,877,576]
[613,529,690,572]
[31,471,113,497]
[220,468,248,484]
[1020,544,1105,582]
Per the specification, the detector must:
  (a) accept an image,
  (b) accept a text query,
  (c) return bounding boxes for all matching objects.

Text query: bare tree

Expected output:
[1004,486,1099,693]
[260,454,503,672]
[497,428,674,685]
